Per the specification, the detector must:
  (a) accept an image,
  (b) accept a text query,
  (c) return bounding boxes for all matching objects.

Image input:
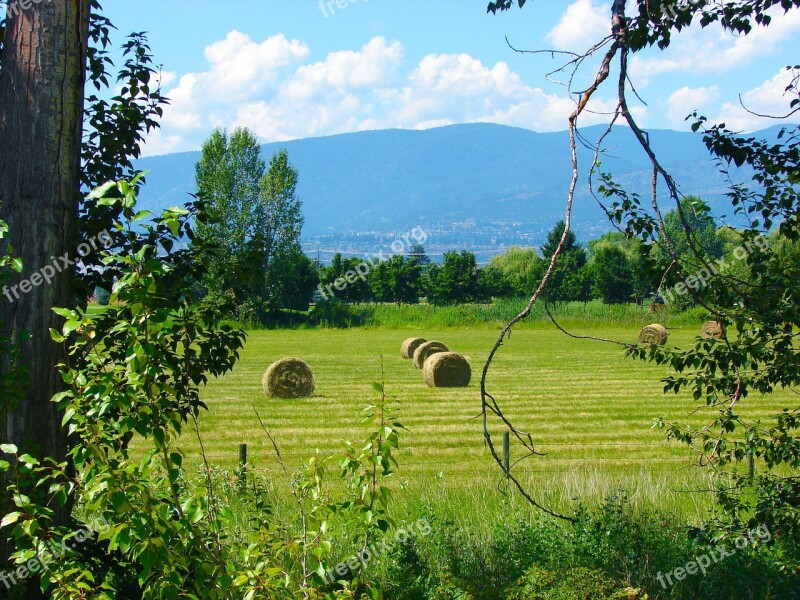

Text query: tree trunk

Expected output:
[0,0,91,593]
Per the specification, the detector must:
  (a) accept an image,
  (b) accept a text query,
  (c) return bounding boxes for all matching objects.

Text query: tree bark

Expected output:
[0,0,91,592]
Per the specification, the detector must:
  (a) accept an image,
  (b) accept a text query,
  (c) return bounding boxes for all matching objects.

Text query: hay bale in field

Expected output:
[701,320,724,340]
[638,324,668,345]
[262,358,315,398]
[423,352,471,387]
[413,341,449,369]
[401,337,427,359]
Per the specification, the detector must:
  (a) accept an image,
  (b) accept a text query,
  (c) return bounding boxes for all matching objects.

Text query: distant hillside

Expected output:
[134,122,771,245]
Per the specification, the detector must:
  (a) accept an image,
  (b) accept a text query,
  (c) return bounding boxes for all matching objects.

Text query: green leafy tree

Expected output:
[370,255,421,305]
[591,245,633,304]
[487,246,542,297]
[195,134,307,321]
[318,253,342,301]
[318,253,373,304]
[427,250,479,305]
[653,196,724,270]
[195,127,264,298]
[269,248,319,312]
[94,285,111,306]
[475,266,501,303]
[649,197,725,309]
[408,242,430,269]
[574,263,595,305]
[591,232,655,304]
[252,148,306,314]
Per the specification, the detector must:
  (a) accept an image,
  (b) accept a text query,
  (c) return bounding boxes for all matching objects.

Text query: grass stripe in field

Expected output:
[181,326,791,517]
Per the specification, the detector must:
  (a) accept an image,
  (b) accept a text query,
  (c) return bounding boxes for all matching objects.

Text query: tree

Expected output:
[428,250,479,305]
[487,246,542,297]
[590,232,655,304]
[253,148,305,314]
[370,255,421,305]
[407,243,430,268]
[592,245,633,304]
[195,133,306,321]
[539,220,587,303]
[0,0,91,534]
[270,248,319,312]
[195,127,264,298]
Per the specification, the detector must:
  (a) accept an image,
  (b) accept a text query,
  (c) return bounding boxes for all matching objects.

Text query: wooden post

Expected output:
[238,443,247,489]
[747,451,755,483]
[503,431,510,480]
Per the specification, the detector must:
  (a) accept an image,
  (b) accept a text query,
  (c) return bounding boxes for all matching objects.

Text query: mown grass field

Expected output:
[184,322,794,521]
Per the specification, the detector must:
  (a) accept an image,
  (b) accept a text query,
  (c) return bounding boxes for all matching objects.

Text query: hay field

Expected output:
[188,325,792,517]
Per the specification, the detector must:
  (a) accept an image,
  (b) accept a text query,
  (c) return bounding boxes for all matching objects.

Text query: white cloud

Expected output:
[631,7,800,81]
[713,68,799,131]
[140,31,632,156]
[667,85,719,127]
[546,0,610,51]
[201,30,309,102]
[145,31,309,154]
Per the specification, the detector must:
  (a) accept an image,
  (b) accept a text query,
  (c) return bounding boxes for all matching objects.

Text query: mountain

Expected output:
[133,122,772,253]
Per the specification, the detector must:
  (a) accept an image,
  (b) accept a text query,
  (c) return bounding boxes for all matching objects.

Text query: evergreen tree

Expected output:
[539,220,587,303]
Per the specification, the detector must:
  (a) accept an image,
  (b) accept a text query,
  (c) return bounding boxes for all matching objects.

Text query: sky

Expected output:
[91,0,800,156]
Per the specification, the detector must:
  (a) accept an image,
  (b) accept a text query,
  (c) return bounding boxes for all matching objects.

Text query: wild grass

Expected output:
[353,298,707,329]
[238,299,712,330]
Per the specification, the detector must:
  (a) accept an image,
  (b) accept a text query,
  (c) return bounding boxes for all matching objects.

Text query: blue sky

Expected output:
[95,1,800,156]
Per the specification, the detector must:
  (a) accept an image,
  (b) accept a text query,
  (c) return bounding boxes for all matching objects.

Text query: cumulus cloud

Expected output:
[141,32,624,156]
[143,31,309,155]
[546,0,610,51]
[667,85,720,127]
[713,68,799,131]
[630,7,800,81]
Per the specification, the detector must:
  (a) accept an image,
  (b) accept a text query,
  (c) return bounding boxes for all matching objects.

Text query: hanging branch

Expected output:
[479,0,629,523]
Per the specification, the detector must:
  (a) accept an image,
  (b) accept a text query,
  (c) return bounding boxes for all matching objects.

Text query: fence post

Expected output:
[503,431,510,480]
[238,443,247,489]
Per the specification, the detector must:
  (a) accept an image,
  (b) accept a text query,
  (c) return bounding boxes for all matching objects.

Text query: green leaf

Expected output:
[62,320,82,336]
[1,512,21,528]
[87,181,117,200]
[0,444,18,454]
[130,170,149,187]
[18,454,40,467]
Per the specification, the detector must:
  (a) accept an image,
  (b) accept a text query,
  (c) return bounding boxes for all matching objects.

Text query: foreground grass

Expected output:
[187,323,792,522]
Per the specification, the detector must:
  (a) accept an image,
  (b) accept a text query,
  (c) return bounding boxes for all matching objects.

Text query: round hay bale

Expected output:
[400,337,427,359]
[262,358,315,398]
[423,352,471,387]
[701,320,724,340]
[413,341,449,369]
[638,324,668,345]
